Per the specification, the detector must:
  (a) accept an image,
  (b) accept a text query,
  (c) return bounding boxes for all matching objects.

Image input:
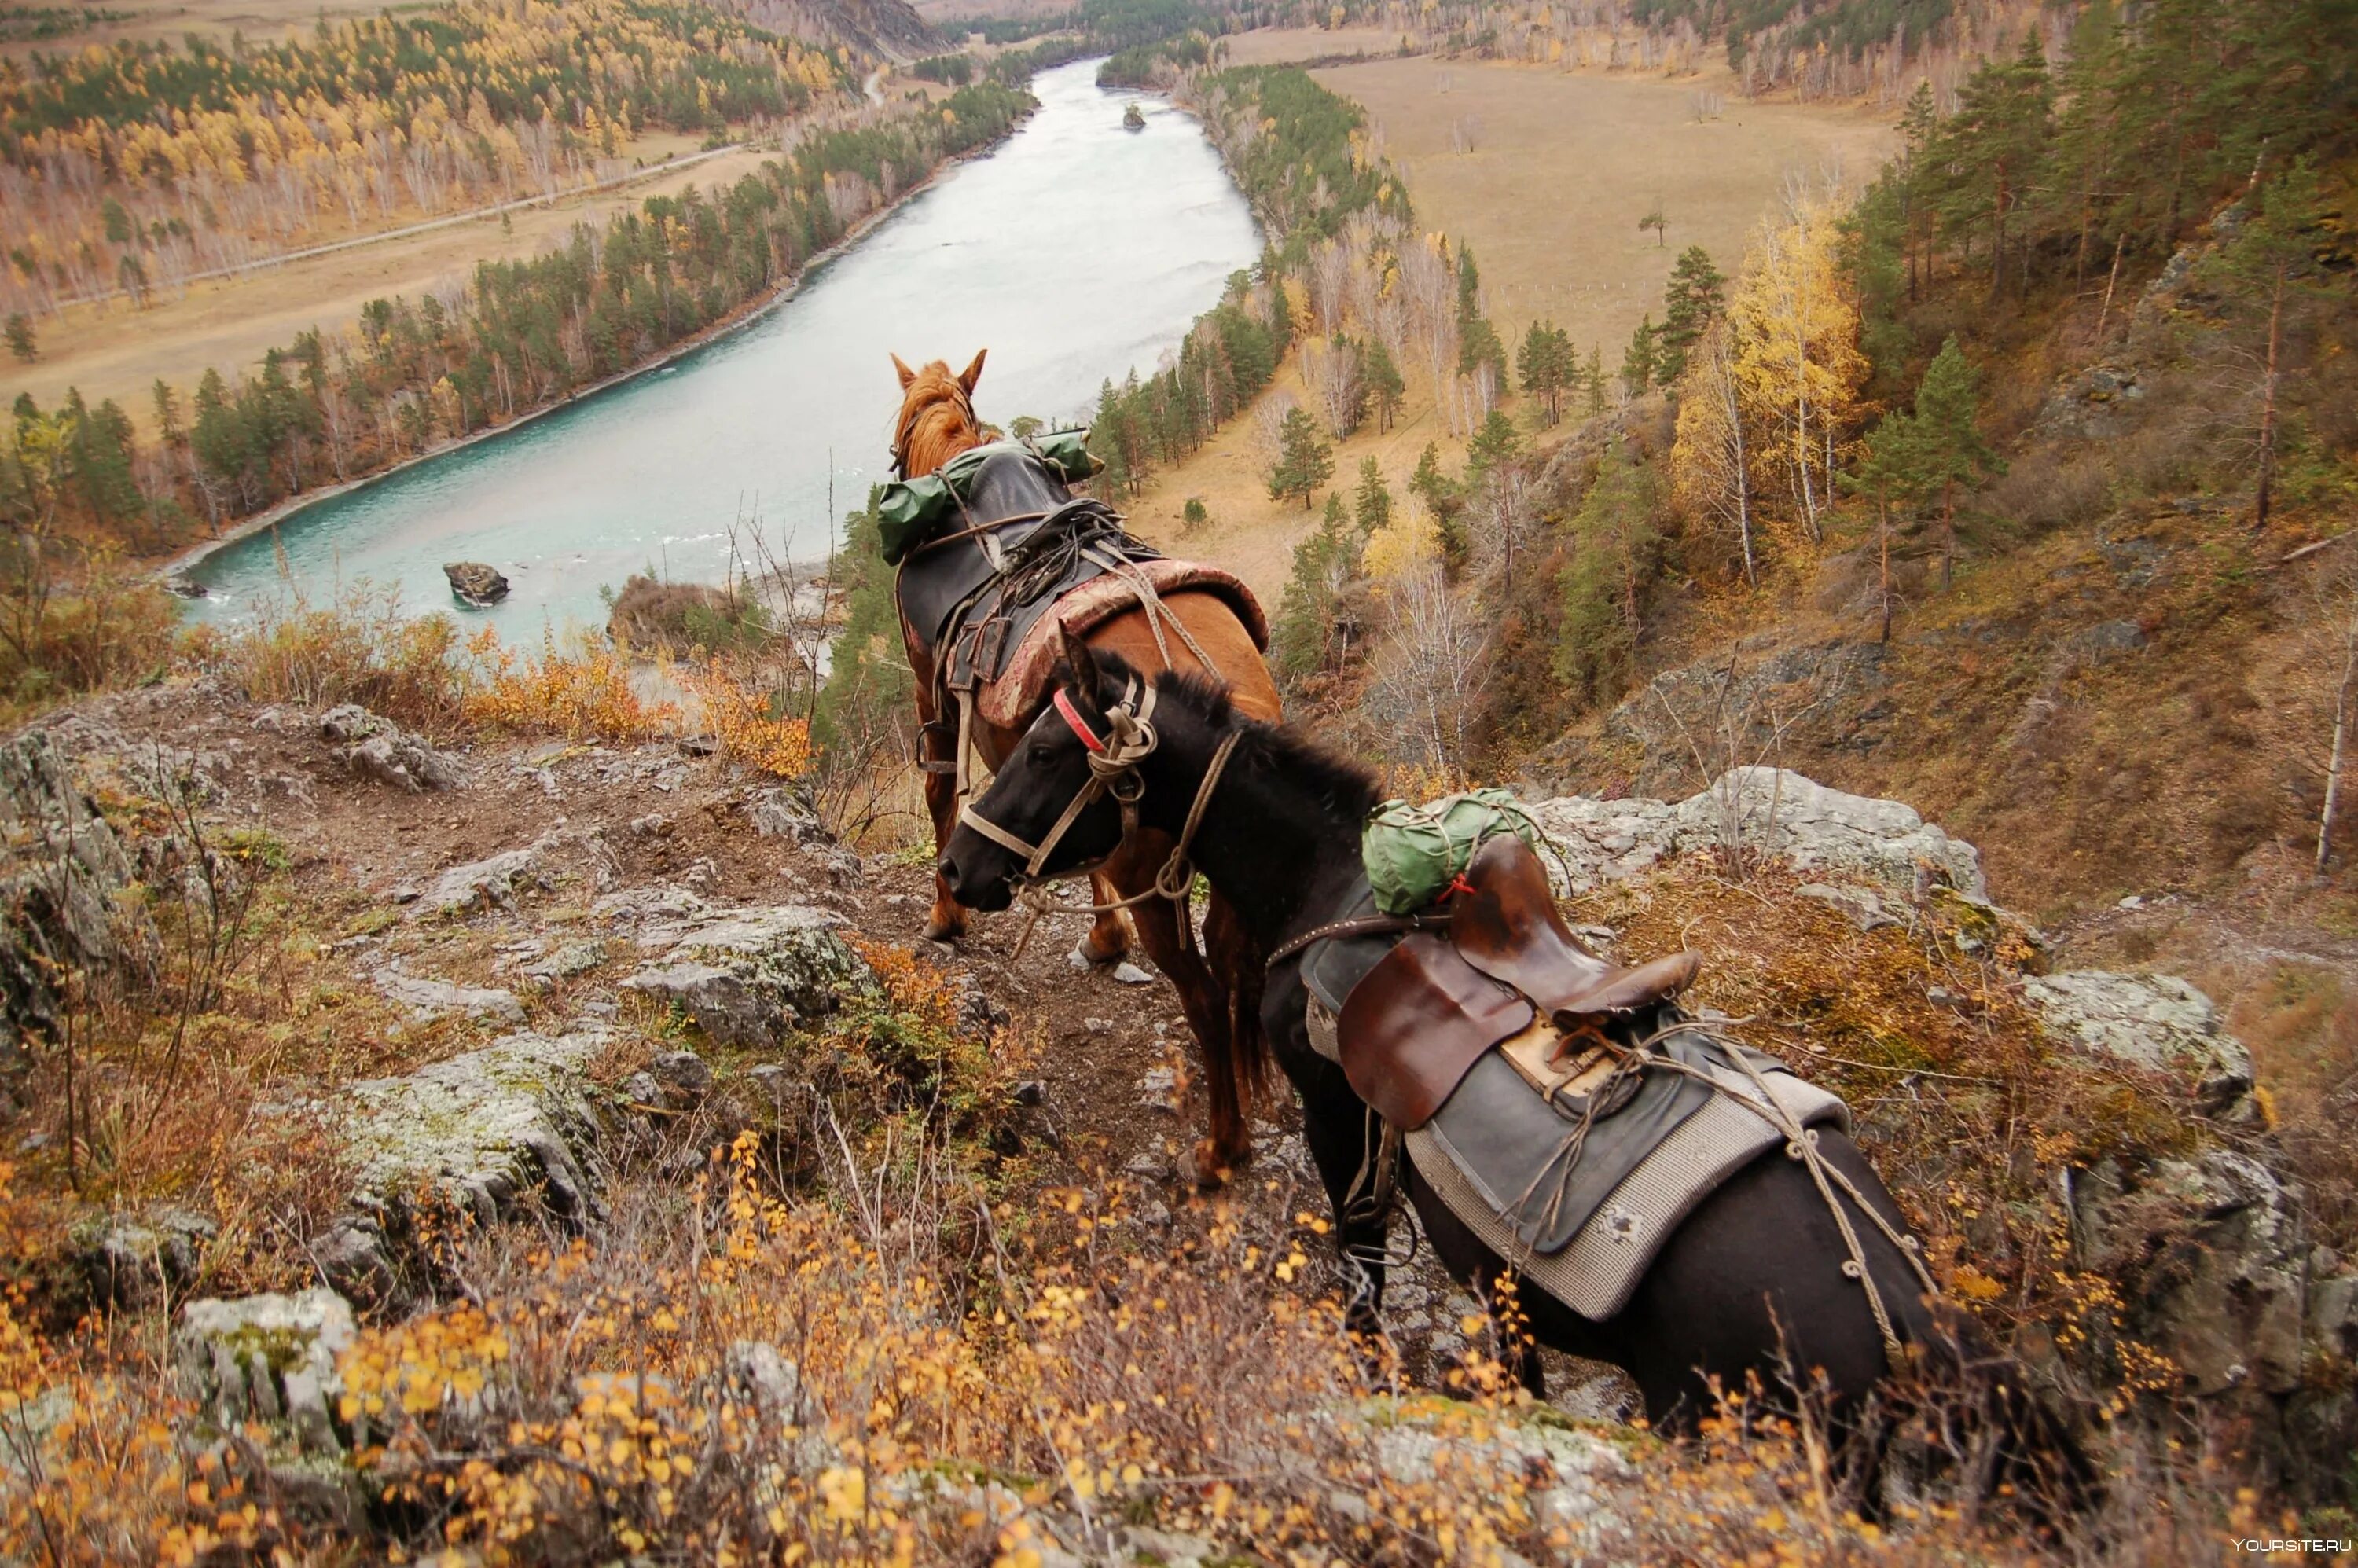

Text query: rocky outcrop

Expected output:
[422,835,554,916]
[1526,767,1985,899]
[0,730,155,1073]
[443,561,509,607]
[339,1026,609,1228]
[176,1289,362,1523]
[2021,970,2256,1116]
[73,1205,215,1308]
[371,964,527,1025]
[622,904,873,1047]
[320,704,464,792]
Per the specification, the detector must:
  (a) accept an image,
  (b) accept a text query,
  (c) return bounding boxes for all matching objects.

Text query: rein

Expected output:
[958,674,1242,935]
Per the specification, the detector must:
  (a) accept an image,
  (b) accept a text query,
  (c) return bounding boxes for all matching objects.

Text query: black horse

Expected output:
[940,644,2090,1511]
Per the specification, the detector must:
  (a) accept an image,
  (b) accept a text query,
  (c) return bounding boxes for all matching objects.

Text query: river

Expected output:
[183,59,1262,634]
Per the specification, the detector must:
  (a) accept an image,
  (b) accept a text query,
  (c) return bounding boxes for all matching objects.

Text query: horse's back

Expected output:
[1085,593,1282,723]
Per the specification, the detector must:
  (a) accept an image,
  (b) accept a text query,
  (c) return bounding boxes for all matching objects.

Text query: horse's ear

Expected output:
[957,348,987,397]
[890,352,916,390]
[1059,623,1099,704]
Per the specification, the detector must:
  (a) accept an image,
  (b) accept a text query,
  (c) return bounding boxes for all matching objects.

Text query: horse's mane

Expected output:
[894,362,985,477]
[1152,669,1382,819]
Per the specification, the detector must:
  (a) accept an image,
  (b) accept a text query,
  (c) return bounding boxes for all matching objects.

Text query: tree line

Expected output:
[1,0,849,318]
[0,81,1033,556]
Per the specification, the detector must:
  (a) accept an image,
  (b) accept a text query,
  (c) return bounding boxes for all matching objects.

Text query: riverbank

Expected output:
[156,103,1041,593]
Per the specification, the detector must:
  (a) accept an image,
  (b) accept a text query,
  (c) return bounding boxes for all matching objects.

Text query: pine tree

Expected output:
[1620,314,1657,397]
[2198,160,2331,528]
[1364,338,1406,431]
[1655,248,1724,383]
[1353,457,1392,536]
[1267,405,1334,509]
[1555,439,1662,705]
[1518,320,1575,425]
[1410,440,1468,567]
[1465,409,1523,491]
[1271,491,1361,679]
[3,314,34,365]
[1584,345,1607,415]
[1856,335,2002,592]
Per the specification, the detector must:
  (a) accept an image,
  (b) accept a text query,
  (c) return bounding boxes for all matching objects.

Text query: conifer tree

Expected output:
[1267,405,1334,509]
[1363,338,1405,431]
[1272,490,1361,679]
[3,314,33,365]
[1620,315,1657,397]
[1584,345,1608,415]
[1655,248,1724,383]
[1465,409,1523,491]
[1353,456,1392,536]
[1517,320,1575,425]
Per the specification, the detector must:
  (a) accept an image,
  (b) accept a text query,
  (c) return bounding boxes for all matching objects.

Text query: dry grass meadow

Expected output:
[5,136,771,424]
[1129,43,1893,608]
[0,0,391,60]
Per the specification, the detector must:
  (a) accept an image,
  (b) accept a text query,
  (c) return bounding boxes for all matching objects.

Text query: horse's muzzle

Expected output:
[937,852,1015,911]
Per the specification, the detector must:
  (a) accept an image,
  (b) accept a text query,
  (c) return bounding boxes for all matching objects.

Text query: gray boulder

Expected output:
[443,561,509,607]
[747,787,826,843]
[2022,970,2256,1114]
[175,1288,356,1452]
[623,905,872,1047]
[372,965,526,1025]
[74,1205,215,1309]
[423,836,553,916]
[2071,1148,2306,1397]
[340,1026,608,1225]
[1525,767,1985,900]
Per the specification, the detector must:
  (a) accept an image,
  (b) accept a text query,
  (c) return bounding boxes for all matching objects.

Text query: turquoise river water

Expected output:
[183,59,1262,635]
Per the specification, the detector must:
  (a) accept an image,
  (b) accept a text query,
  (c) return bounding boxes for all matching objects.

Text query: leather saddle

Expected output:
[1336,835,1701,1130]
[893,448,1160,700]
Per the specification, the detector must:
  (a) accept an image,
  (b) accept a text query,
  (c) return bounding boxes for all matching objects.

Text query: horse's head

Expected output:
[889,349,988,479]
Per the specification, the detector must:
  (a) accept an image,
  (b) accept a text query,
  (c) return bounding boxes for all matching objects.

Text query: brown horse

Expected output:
[888,349,1283,1184]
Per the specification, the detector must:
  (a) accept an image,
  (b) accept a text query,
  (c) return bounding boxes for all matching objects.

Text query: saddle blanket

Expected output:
[1303,1001,1847,1321]
[976,563,1267,729]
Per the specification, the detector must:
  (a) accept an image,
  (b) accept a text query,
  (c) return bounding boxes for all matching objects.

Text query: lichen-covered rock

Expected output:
[747,787,825,843]
[340,1027,608,1225]
[2022,970,2256,1115]
[0,730,154,1071]
[2070,1148,2306,1397]
[1339,1399,1634,1553]
[623,905,872,1048]
[175,1289,355,1454]
[371,965,525,1025]
[423,837,553,916]
[73,1204,215,1308]
[1525,767,1985,901]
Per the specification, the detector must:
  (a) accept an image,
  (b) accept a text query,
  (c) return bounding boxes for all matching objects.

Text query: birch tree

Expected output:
[1728,204,1864,542]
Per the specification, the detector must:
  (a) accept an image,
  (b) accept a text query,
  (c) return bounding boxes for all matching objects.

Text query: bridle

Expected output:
[957,673,1242,922]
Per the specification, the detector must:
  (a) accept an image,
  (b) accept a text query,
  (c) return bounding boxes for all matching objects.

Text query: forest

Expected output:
[0,0,850,318]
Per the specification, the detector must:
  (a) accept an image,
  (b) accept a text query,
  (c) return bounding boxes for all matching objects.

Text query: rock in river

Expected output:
[443,561,510,607]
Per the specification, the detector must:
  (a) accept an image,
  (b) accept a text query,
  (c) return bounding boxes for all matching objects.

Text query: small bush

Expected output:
[604,572,769,656]
[1986,447,2114,532]
[178,582,467,728]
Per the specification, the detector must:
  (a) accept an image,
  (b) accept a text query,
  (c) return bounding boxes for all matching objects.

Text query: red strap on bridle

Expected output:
[1053,688,1107,753]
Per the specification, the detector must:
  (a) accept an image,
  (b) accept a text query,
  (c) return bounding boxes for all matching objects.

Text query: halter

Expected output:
[958,674,1243,910]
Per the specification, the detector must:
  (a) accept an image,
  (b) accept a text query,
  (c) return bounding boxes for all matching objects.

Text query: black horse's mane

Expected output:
[1150,668,1383,821]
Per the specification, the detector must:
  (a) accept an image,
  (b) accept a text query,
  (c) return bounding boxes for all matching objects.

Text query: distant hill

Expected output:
[735,0,943,58]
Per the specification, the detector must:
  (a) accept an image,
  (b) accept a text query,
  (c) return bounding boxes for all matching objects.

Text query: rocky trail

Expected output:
[2,678,2342,1559]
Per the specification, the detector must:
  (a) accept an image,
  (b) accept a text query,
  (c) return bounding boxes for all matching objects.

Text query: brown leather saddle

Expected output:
[1336,835,1701,1129]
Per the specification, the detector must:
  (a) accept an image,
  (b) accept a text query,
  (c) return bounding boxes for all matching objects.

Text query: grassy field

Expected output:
[6,138,775,427]
[0,0,395,59]
[1129,45,1893,606]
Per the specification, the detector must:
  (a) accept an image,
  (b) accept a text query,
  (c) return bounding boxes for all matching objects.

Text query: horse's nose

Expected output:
[935,855,964,899]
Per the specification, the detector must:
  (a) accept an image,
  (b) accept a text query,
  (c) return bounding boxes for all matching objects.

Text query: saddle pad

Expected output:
[1407,1038,1850,1320]
[1417,1032,1718,1254]
[976,564,1270,729]
[1298,875,1396,1014]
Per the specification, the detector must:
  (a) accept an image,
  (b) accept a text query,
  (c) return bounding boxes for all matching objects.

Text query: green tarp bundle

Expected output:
[1361,788,1545,915]
[875,430,1102,566]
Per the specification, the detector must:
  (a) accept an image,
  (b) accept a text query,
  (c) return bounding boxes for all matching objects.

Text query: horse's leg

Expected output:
[921,761,968,942]
[1281,1021,1390,1348]
[1119,875,1250,1187]
[1081,874,1130,964]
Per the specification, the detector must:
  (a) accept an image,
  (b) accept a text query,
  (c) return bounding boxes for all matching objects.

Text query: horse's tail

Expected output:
[1203,892,1271,1111]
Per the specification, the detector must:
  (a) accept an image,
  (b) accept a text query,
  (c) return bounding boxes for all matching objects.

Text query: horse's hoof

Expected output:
[1066,936,1118,971]
[923,911,966,943]
[1179,1137,1250,1192]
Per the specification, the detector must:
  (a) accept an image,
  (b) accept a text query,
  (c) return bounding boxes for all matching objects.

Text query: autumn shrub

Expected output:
[460,626,675,742]
[678,657,813,778]
[178,582,469,729]
[1985,446,2114,533]
[0,556,177,718]
[604,573,771,656]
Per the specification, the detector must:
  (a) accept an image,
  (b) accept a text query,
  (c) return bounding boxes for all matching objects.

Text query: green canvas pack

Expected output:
[1361,788,1546,915]
[875,430,1104,566]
